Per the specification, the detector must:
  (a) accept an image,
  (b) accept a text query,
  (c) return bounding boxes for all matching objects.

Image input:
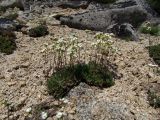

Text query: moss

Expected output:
[148,44,160,66]
[148,90,160,108]
[47,62,114,99]
[150,27,160,36]
[0,35,17,54]
[29,25,49,37]
[0,29,16,55]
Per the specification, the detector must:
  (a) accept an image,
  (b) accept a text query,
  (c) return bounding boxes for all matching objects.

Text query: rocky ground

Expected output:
[0,1,160,120]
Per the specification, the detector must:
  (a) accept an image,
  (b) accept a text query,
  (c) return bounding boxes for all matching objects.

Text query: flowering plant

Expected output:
[91,32,115,63]
[41,32,116,69]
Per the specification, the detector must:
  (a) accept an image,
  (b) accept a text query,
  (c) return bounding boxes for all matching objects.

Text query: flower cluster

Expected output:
[91,32,115,63]
[41,32,116,69]
[143,22,152,31]
[41,34,83,68]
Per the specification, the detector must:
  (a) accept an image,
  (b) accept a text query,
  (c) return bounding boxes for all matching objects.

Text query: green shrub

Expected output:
[140,23,160,36]
[28,25,49,37]
[148,44,160,66]
[47,65,80,99]
[0,36,16,54]
[148,90,160,108]
[47,62,114,99]
[147,0,160,13]
[83,62,114,87]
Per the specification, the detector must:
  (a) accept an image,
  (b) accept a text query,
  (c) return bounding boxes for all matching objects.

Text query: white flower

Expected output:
[67,51,72,55]
[56,112,63,119]
[91,42,97,47]
[60,98,69,103]
[97,39,101,43]
[145,21,150,26]
[41,111,48,120]
[63,99,69,103]
[26,107,32,113]
[70,37,77,43]
[77,43,83,48]
[107,39,113,43]
[57,38,64,43]
[67,47,73,54]
[147,26,151,31]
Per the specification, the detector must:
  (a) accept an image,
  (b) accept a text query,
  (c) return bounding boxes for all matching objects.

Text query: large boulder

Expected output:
[59,5,148,31]
[88,0,158,16]
[57,0,152,41]
[66,83,149,120]
[56,0,160,41]
[0,0,24,10]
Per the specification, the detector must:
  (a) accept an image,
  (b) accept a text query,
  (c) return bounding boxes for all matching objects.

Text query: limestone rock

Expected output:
[0,0,24,10]
[59,6,148,32]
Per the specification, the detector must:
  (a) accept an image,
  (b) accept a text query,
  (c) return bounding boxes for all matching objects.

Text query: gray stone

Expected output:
[88,0,158,17]
[0,18,17,30]
[56,0,160,40]
[67,83,135,120]
[0,0,24,10]
[107,23,139,41]
[59,5,148,31]
[0,18,23,31]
